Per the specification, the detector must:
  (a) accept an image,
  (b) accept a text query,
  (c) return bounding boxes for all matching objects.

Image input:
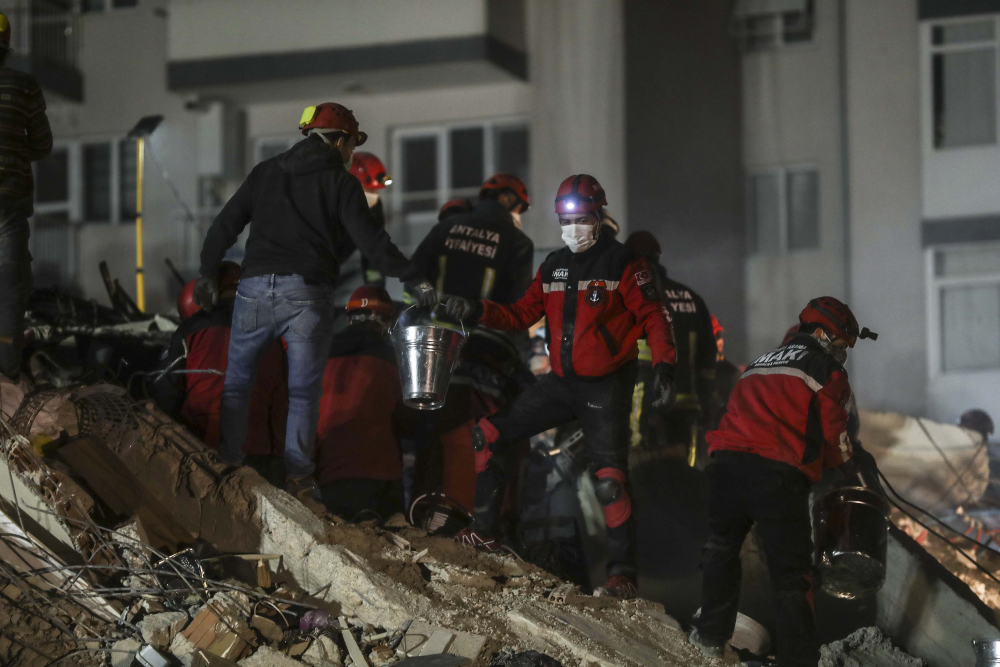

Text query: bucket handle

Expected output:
[390,303,467,338]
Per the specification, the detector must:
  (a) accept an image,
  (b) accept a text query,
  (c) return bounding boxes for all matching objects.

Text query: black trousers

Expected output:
[473,361,637,578]
[696,451,818,667]
[321,478,404,523]
[0,221,32,380]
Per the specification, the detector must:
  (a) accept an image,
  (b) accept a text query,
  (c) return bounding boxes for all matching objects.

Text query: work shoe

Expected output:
[454,527,504,553]
[688,627,725,658]
[593,574,638,599]
[285,475,321,502]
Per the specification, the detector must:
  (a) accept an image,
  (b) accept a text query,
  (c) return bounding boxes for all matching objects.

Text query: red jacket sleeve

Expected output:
[479,267,545,332]
[620,258,676,367]
[819,370,853,468]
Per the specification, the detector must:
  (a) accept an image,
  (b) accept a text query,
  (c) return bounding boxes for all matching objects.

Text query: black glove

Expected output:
[405,279,439,308]
[840,440,885,496]
[445,296,483,322]
[651,362,676,410]
[193,273,219,310]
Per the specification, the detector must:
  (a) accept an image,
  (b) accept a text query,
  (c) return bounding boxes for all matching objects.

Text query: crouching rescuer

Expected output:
[690,297,878,666]
[446,174,677,599]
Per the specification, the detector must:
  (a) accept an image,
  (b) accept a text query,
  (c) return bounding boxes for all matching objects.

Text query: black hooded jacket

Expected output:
[200,136,420,285]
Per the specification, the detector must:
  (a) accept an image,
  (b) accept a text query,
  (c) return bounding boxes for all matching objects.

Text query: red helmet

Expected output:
[799,297,861,347]
[346,285,395,318]
[350,152,390,190]
[711,314,724,340]
[555,174,607,215]
[439,197,473,222]
[177,261,242,320]
[298,103,368,145]
[480,174,530,212]
[0,13,11,48]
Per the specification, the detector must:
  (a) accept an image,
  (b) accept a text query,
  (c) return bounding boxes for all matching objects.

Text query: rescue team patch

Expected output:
[586,280,608,307]
[552,268,569,280]
[641,283,659,301]
[635,270,651,286]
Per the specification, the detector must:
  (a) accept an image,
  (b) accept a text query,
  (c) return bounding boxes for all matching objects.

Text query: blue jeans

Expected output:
[220,274,334,478]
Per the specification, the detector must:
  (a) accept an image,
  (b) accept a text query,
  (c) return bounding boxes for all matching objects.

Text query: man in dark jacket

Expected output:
[194,102,436,500]
[316,286,406,521]
[0,12,52,379]
[690,297,877,666]
[625,231,715,465]
[154,263,288,486]
[447,174,677,599]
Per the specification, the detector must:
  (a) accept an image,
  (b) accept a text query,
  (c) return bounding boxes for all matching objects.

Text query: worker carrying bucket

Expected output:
[391,305,467,410]
[690,296,880,666]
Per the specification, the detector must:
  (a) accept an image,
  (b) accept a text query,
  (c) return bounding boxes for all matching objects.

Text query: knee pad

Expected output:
[473,418,500,474]
[594,467,632,528]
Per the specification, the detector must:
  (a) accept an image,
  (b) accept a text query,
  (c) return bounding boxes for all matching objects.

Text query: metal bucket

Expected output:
[813,486,889,599]
[390,305,466,410]
[973,639,1000,667]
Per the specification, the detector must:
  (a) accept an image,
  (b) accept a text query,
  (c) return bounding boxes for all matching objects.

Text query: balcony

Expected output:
[0,0,83,101]
[166,0,526,102]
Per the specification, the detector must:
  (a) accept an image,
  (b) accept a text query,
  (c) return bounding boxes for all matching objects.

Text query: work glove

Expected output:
[445,296,483,322]
[193,273,219,310]
[405,279,439,308]
[839,440,886,497]
[651,362,676,411]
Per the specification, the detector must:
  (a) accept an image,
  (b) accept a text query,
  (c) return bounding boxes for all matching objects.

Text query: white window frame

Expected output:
[31,140,80,286]
[734,0,815,53]
[746,163,820,256]
[80,0,140,13]
[253,135,298,167]
[389,116,530,232]
[78,135,137,225]
[925,243,1000,378]
[924,14,1000,153]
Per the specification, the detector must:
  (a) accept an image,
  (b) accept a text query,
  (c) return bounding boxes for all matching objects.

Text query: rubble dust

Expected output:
[819,627,925,667]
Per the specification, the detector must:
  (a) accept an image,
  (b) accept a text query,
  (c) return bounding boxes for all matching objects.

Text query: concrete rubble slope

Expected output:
[0,380,964,666]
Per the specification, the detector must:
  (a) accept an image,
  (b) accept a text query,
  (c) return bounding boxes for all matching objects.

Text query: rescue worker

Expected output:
[0,12,52,379]
[690,297,878,665]
[438,198,473,222]
[194,102,436,500]
[411,173,534,302]
[707,314,741,430]
[315,286,405,521]
[154,263,288,486]
[625,231,715,464]
[348,152,392,286]
[446,174,677,599]
[406,174,535,516]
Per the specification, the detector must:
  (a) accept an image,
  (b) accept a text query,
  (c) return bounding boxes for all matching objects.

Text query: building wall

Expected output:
[844,0,927,416]
[47,0,200,314]
[624,0,746,362]
[741,0,847,360]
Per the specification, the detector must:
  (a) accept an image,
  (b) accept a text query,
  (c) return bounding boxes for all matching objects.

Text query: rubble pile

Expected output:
[0,378,723,666]
[819,627,925,667]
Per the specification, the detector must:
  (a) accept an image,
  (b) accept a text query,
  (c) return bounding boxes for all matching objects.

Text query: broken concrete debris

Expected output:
[0,376,959,666]
[819,626,925,667]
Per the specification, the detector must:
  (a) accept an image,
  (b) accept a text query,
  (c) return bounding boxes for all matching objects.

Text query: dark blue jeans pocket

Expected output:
[288,299,332,338]
[235,293,258,333]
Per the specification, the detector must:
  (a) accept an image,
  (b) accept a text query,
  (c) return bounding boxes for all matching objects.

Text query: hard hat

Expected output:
[0,13,10,48]
[799,296,875,348]
[625,231,661,258]
[177,279,200,320]
[298,103,367,145]
[439,197,473,222]
[346,285,395,318]
[350,152,391,190]
[710,314,724,340]
[480,173,530,212]
[960,409,995,439]
[555,174,607,215]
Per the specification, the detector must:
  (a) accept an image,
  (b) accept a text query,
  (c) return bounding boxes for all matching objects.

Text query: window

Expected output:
[83,142,111,222]
[119,138,137,221]
[35,147,69,205]
[747,166,819,255]
[734,0,814,52]
[255,137,296,164]
[32,144,76,289]
[391,118,529,245]
[80,138,139,224]
[82,0,138,12]
[930,18,999,149]
[931,245,1000,373]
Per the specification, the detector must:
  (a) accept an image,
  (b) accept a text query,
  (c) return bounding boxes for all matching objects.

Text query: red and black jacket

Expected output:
[478,231,676,378]
[315,325,405,485]
[707,333,853,481]
[154,305,287,456]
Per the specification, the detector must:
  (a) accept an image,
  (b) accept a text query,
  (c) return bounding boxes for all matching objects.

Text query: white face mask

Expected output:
[561,222,599,253]
[365,191,380,208]
[817,330,848,366]
[510,210,523,230]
